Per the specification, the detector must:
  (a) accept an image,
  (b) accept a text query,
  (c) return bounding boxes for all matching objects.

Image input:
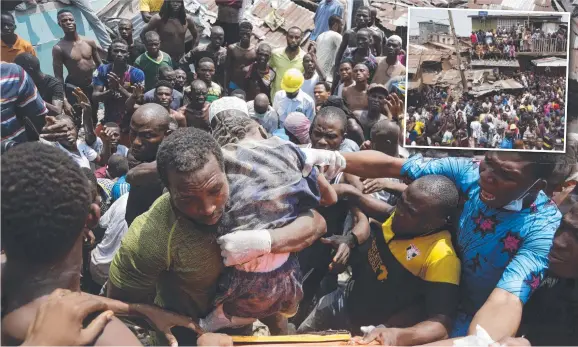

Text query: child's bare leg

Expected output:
[199,304,256,333]
[261,313,288,335]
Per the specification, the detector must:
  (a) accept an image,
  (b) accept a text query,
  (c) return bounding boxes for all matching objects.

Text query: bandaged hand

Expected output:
[301,148,346,180]
[217,229,272,266]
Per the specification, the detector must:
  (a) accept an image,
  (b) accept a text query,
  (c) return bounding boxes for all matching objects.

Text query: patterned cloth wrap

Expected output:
[214,136,322,318]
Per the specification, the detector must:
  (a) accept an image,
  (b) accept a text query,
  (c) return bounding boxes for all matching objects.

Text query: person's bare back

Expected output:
[226,43,256,89]
[343,84,368,111]
[1,294,140,346]
[52,37,99,87]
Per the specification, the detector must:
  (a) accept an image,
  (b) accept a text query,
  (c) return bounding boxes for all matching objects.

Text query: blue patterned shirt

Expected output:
[401,154,562,336]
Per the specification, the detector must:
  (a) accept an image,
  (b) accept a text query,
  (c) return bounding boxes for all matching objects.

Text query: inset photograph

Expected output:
[405,8,570,152]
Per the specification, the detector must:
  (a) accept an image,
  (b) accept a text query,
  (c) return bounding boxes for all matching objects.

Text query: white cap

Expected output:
[208,97,249,123]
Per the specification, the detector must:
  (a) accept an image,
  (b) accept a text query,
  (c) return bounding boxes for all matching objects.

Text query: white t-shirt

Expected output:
[470,121,482,139]
[41,138,91,169]
[90,193,129,285]
[316,31,342,84]
[301,72,319,101]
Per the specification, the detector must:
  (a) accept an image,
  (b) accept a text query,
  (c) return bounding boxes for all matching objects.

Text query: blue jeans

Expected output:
[70,0,111,50]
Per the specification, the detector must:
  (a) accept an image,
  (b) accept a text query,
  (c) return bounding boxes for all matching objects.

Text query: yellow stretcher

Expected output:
[230,331,379,346]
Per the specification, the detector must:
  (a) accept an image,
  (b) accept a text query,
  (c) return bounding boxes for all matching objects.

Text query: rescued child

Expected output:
[197,109,337,333]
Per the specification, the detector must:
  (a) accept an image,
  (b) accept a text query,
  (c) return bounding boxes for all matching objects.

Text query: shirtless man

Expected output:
[179,79,210,131]
[358,83,389,140]
[334,7,381,72]
[140,0,198,63]
[224,21,257,94]
[369,7,386,54]
[154,81,187,127]
[342,63,369,112]
[179,26,226,84]
[372,35,406,86]
[52,9,101,123]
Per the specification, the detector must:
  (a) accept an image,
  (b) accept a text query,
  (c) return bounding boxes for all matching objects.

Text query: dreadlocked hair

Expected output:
[211,109,256,147]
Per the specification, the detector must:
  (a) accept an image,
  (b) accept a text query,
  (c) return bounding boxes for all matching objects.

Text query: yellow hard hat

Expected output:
[281,68,304,93]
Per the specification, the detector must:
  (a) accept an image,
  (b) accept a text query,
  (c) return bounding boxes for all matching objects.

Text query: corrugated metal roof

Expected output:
[249,0,314,49]
[369,1,409,30]
[466,0,552,10]
[532,56,568,66]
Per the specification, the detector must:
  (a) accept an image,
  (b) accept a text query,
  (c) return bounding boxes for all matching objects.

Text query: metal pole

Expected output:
[448,10,468,90]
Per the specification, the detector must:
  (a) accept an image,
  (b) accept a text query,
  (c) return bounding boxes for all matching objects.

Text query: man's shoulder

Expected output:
[128,193,174,233]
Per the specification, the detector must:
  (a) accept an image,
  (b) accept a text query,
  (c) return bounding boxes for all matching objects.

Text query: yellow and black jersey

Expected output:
[347,213,461,326]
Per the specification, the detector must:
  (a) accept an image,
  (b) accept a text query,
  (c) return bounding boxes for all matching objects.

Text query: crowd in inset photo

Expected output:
[470,25,567,60]
[406,72,566,150]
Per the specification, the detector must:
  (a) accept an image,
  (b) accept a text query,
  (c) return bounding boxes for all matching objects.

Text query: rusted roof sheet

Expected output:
[369,1,409,30]
[466,0,552,10]
[249,0,314,49]
[469,78,524,96]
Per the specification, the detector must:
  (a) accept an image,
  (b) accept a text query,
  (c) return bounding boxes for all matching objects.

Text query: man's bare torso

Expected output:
[56,38,96,87]
[159,18,188,61]
[228,44,256,88]
[343,85,368,112]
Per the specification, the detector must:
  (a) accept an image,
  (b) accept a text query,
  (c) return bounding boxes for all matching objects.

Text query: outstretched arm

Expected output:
[342,151,406,179]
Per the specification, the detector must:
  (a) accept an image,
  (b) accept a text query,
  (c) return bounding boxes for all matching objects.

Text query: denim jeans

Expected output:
[70,0,111,50]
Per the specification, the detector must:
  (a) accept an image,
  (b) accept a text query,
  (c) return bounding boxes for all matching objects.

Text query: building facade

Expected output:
[418,20,450,44]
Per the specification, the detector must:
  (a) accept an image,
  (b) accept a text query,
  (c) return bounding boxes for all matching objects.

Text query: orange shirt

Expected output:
[1,35,36,63]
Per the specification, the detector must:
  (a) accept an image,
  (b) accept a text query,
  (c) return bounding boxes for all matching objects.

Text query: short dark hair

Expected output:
[144,31,160,42]
[155,79,174,91]
[56,9,73,18]
[314,106,347,134]
[156,127,225,188]
[328,15,342,28]
[315,81,331,92]
[412,175,459,217]
[198,57,215,66]
[14,53,40,74]
[287,26,303,35]
[513,151,561,180]
[107,154,129,178]
[357,6,371,14]
[2,143,91,264]
[1,11,15,21]
[111,38,128,47]
[212,110,256,146]
[239,21,253,31]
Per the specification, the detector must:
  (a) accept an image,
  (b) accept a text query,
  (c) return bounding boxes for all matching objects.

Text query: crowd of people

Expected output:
[470,25,567,60]
[407,72,567,150]
[1,0,578,346]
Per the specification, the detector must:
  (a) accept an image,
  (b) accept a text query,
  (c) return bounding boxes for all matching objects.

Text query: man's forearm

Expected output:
[269,210,326,253]
[350,192,393,223]
[392,316,450,346]
[342,151,405,179]
[468,288,522,341]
